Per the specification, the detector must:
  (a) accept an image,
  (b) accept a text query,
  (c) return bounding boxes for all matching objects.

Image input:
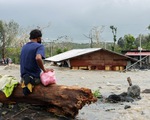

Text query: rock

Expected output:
[124,96,134,102]
[124,105,131,109]
[127,85,141,98]
[106,94,121,103]
[142,89,150,93]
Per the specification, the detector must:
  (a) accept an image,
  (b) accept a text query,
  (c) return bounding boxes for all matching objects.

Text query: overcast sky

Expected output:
[0,0,150,43]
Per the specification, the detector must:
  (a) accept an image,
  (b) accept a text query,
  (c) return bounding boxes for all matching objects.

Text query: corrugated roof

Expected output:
[45,48,101,62]
[125,52,150,56]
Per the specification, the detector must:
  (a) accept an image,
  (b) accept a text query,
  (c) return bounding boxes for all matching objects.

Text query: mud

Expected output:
[0,64,150,120]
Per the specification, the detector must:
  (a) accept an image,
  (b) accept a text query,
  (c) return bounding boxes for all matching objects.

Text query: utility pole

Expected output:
[139,28,148,68]
[139,35,142,68]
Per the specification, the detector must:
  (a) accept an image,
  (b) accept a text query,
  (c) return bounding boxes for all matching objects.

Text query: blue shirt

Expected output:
[20,42,45,78]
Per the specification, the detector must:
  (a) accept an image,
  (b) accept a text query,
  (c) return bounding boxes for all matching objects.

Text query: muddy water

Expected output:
[76,94,150,120]
[0,65,150,120]
[54,67,150,120]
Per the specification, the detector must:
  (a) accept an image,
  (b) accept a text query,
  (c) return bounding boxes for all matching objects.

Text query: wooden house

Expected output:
[45,48,137,71]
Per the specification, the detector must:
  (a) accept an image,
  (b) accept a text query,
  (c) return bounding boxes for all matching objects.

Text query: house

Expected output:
[45,48,137,71]
[122,50,150,69]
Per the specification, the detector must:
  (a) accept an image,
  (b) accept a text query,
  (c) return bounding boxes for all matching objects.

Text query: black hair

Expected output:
[29,29,42,39]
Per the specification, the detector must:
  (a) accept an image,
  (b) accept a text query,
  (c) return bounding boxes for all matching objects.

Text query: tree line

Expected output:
[0,20,150,64]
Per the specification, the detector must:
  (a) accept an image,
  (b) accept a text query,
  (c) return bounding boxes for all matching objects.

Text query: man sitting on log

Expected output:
[20,29,53,95]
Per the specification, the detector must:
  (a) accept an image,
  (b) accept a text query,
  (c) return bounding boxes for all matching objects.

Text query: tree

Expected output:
[110,25,117,51]
[84,26,105,48]
[83,29,93,48]
[135,34,150,50]
[143,34,150,49]
[92,26,105,47]
[148,25,150,30]
[124,34,136,50]
[117,37,124,48]
[44,35,73,57]
[0,20,19,59]
[0,21,5,58]
[117,34,136,51]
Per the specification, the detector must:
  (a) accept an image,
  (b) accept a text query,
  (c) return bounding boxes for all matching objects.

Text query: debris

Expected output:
[10,108,28,119]
[105,108,115,111]
[124,105,131,109]
[1,111,7,115]
[142,89,150,93]
[106,77,141,103]
[127,77,141,98]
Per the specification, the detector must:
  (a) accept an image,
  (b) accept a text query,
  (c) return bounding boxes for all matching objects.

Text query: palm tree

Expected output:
[110,25,117,51]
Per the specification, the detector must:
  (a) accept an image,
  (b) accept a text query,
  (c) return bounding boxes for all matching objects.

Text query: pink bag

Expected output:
[40,71,56,86]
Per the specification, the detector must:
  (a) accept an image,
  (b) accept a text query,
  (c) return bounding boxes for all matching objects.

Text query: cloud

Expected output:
[0,0,150,43]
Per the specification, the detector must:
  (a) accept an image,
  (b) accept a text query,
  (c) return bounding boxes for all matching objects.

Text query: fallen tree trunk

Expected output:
[0,84,97,118]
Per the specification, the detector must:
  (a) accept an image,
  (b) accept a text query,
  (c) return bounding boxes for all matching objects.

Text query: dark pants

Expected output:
[21,77,41,85]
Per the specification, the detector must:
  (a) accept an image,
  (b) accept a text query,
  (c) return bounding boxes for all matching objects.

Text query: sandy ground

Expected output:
[0,64,150,120]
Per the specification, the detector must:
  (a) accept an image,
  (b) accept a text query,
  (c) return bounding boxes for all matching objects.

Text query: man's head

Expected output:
[29,29,42,43]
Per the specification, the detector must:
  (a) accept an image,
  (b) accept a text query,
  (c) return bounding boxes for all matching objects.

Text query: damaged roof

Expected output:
[45,48,137,62]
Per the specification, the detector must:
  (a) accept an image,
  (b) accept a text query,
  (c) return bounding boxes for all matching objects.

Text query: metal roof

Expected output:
[125,52,150,56]
[45,48,101,62]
